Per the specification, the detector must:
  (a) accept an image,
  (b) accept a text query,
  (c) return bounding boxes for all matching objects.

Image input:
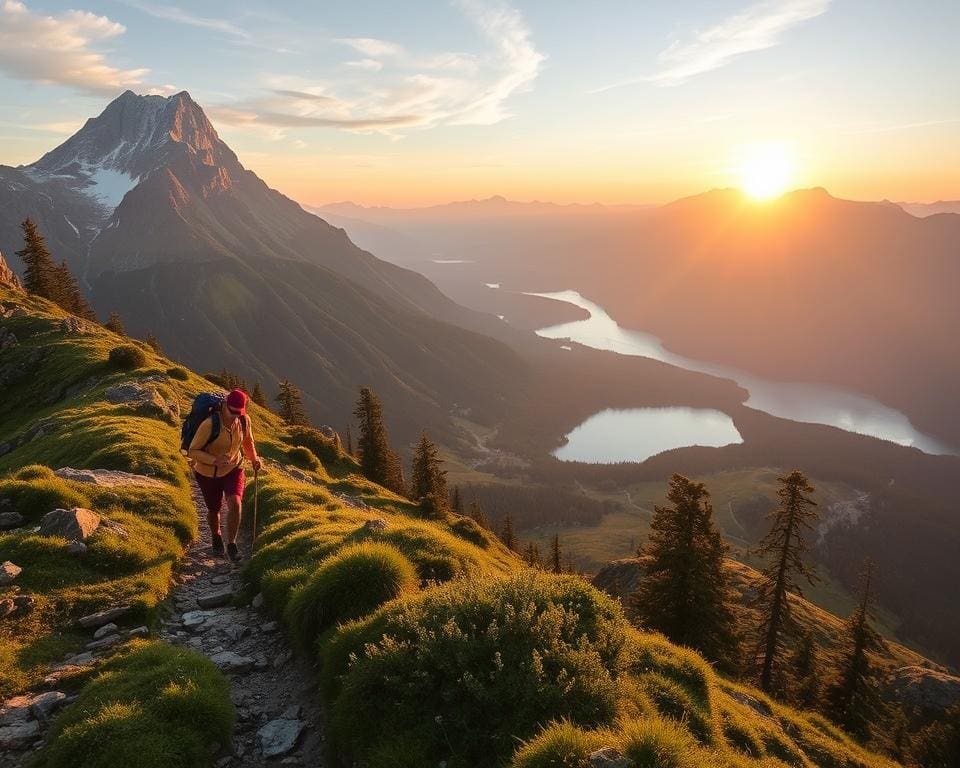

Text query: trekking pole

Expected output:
[251,466,260,547]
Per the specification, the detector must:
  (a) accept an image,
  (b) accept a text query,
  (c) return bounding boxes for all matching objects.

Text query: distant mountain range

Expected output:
[0,91,529,446]
[319,189,960,449]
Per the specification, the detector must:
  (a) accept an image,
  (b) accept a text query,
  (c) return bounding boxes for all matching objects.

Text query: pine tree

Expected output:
[249,382,267,408]
[522,542,543,568]
[16,218,57,299]
[450,486,465,517]
[550,534,563,575]
[499,512,517,552]
[353,387,403,493]
[825,560,887,741]
[276,379,309,426]
[754,470,819,693]
[411,432,448,501]
[144,332,163,354]
[52,260,96,319]
[104,311,126,335]
[468,499,489,529]
[627,474,739,669]
[913,704,960,768]
[788,630,821,709]
[345,424,354,456]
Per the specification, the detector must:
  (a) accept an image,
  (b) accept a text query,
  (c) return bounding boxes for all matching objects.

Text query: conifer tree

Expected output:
[468,499,489,529]
[499,512,517,552]
[450,486,464,517]
[788,630,821,709]
[144,332,163,354]
[345,424,354,456]
[627,474,739,669]
[250,382,268,408]
[754,470,819,693]
[550,534,563,575]
[52,260,96,319]
[104,311,126,335]
[913,704,960,768]
[411,432,448,501]
[523,542,543,568]
[353,386,403,493]
[16,218,56,299]
[825,560,887,740]
[276,379,309,426]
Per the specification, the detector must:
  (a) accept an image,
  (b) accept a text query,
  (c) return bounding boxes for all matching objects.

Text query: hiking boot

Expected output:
[227,542,242,563]
[208,533,224,556]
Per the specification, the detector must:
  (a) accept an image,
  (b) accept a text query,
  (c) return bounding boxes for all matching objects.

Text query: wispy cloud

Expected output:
[592,0,830,93]
[119,0,250,39]
[0,0,149,95]
[215,0,544,137]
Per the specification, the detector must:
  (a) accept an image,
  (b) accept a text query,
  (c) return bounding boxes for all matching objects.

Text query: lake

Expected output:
[528,290,954,460]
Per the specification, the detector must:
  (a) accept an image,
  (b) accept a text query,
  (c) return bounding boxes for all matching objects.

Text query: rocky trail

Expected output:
[157,478,326,766]
[0,470,327,766]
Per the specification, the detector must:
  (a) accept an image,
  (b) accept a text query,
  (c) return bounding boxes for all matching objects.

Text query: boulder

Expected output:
[0,561,21,586]
[0,599,14,619]
[104,381,177,424]
[66,541,88,556]
[39,507,101,542]
[210,651,254,674]
[78,605,131,629]
[86,634,123,652]
[257,715,305,758]
[127,626,149,638]
[93,623,119,640]
[29,691,67,721]
[0,719,39,750]
[0,694,33,724]
[0,509,25,529]
[54,467,166,489]
[588,747,634,768]
[197,588,234,609]
[363,518,389,533]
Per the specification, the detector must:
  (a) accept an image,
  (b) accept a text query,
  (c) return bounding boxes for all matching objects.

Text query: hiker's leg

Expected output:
[225,494,242,544]
[223,467,246,544]
[195,473,223,536]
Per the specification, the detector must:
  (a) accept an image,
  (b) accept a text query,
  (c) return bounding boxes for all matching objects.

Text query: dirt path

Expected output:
[158,478,326,766]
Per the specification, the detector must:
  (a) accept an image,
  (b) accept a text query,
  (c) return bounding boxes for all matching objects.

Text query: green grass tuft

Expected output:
[30,641,233,768]
[287,445,321,471]
[108,344,148,370]
[284,541,418,651]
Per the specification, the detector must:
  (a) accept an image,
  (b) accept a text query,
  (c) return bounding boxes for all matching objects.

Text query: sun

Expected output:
[737,142,796,200]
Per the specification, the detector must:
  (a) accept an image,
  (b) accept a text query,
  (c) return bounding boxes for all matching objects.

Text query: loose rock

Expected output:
[197,588,234,609]
[257,716,305,758]
[67,541,88,556]
[210,651,254,674]
[39,507,101,541]
[588,747,635,768]
[78,604,131,629]
[363,517,388,533]
[0,560,21,586]
[0,510,23,530]
[93,622,119,640]
[29,691,67,721]
[0,719,39,750]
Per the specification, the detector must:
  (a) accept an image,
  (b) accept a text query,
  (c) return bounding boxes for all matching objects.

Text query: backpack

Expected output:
[180,392,246,454]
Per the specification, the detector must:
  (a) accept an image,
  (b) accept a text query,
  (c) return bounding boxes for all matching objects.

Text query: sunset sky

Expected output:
[1,0,958,206]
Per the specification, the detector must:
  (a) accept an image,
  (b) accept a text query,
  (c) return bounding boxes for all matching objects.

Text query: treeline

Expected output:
[453,483,617,531]
[624,470,954,765]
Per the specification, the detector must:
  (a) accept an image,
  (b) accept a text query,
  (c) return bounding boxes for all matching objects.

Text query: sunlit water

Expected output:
[528,290,954,459]
[555,407,743,463]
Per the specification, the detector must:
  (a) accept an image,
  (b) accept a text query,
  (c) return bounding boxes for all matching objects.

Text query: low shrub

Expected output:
[511,720,611,767]
[284,541,418,651]
[287,445,321,471]
[286,425,345,464]
[618,717,719,768]
[30,641,233,768]
[326,572,628,768]
[108,344,147,370]
[166,366,189,381]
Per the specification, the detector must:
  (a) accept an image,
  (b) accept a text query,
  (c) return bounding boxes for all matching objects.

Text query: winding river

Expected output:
[527,290,954,460]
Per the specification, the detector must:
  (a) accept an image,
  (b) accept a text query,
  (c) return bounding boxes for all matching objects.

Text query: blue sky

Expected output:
[1,0,958,205]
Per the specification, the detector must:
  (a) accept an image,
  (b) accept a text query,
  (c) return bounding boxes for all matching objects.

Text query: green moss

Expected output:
[30,641,233,768]
[284,541,418,651]
[287,445,321,471]
[166,366,189,381]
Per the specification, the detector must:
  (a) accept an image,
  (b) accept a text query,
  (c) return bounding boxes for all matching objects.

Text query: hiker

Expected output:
[187,389,262,561]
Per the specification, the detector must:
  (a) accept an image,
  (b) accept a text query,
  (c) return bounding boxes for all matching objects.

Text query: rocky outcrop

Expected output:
[38,508,101,542]
[890,666,960,714]
[0,252,21,291]
[0,561,22,586]
[591,557,647,602]
[104,380,179,424]
[54,467,166,488]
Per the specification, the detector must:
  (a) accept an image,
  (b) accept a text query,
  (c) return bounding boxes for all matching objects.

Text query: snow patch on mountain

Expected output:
[84,166,138,208]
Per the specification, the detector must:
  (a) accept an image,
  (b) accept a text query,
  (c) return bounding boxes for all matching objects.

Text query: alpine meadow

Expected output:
[1,2,959,767]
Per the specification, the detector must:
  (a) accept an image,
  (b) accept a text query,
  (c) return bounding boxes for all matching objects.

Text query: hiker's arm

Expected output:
[187,419,217,465]
[242,417,261,469]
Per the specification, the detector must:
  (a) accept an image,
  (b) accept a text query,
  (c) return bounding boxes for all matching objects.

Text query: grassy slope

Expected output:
[1,287,900,767]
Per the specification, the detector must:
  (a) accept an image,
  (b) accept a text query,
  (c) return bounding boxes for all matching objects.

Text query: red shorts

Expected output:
[194,466,245,515]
